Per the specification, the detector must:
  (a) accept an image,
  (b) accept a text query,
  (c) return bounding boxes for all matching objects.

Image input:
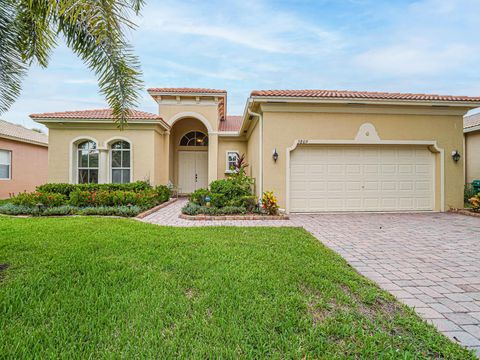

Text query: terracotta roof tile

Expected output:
[147,87,226,94]
[464,113,480,130]
[219,116,243,132]
[30,109,170,128]
[30,108,159,120]
[251,89,480,102]
[0,119,48,146]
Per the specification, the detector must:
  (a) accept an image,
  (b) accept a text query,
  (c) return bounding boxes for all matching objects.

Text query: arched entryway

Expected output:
[169,117,209,194]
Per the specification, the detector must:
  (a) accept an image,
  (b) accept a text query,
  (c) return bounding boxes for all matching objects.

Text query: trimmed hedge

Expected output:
[0,203,141,217]
[5,182,171,216]
[181,203,248,216]
[36,181,152,196]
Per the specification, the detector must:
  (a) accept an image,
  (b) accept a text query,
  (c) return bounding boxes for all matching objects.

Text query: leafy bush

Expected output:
[0,204,141,217]
[181,203,247,216]
[262,191,279,215]
[154,185,171,203]
[190,188,211,206]
[76,206,141,217]
[36,181,152,196]
[0,203,39,215]
[465,184,476,203]
[221,206,247,215]
[68,190,97,207]
[210,193,226,208]
[41,206,77,216]
[181,202,201,215]
[10,192,67,207]
[468,194,480,212]
[209,176,252,207]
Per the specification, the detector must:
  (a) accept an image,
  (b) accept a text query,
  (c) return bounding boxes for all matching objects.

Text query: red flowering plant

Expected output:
[261,191,279,215]
[10,191,66,207]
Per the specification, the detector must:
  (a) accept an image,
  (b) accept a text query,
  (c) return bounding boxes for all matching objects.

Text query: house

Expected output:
[31,88,480,213]
[0,119,48,199]
[464,113,480,184]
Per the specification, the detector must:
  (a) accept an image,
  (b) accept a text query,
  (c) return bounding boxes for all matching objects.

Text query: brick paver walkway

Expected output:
[142,199,480,355]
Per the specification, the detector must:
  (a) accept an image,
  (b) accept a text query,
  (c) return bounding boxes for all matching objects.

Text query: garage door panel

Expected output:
[290,145,435,212]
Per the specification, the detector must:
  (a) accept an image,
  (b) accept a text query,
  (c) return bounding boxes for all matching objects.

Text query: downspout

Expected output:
[248,106,263,202]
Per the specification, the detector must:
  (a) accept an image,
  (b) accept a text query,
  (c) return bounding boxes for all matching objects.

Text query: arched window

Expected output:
[179,131,208,146]
[78,141,98,183]
[111,140,131,184]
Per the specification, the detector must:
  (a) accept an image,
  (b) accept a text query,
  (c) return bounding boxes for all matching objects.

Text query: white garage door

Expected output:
[289,145,435,212]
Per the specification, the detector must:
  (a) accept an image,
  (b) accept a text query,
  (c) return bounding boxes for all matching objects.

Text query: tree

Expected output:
[0,0,144,128]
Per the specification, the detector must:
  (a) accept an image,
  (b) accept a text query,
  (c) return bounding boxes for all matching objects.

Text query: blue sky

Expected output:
[4,0,480,130]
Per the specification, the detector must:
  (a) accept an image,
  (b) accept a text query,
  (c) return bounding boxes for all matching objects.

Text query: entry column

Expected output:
[208,132,218,185]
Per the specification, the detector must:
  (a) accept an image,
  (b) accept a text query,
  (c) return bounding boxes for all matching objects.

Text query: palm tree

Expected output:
[0,0,144,128]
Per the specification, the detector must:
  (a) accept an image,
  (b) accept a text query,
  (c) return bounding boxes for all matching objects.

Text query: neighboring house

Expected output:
[464,113,480,184]
[31,88,480,213]
[0,119,48,199]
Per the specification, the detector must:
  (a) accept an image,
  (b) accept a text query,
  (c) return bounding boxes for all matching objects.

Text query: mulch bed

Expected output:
[179,214,289,221]
[449,208,480,218]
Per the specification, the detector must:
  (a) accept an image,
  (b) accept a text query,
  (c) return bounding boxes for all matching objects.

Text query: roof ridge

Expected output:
[250,89,480,101]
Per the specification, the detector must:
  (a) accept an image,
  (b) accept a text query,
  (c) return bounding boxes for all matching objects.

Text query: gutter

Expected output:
[247,105,263,201]
[464,124,480,133]
[249,96,480,109]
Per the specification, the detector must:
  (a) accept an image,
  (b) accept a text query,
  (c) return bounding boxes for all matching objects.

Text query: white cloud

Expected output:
[137,1,342,55]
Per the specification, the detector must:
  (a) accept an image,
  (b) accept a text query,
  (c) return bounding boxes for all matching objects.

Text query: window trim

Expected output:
[109,140,132,184]
[225,150,239,174]
[77,140,99,184]
[0,149,12,180]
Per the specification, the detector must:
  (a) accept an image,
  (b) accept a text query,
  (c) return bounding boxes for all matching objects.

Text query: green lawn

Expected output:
[0,217,473,359]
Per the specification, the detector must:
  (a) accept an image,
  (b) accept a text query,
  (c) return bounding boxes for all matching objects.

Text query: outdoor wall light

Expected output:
[451,150,461,162]
[272,148,279,162]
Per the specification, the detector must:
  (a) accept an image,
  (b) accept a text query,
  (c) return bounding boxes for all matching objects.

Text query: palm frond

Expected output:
[57,0,144,128]
[0,0,28,114]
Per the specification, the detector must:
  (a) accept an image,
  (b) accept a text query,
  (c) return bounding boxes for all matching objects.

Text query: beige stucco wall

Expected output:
[46,124,166,185]
[256,103,467,211]
[0,138,48,198]
[217,137,247,179]
[157,103,219,132]
[466,130,480,183]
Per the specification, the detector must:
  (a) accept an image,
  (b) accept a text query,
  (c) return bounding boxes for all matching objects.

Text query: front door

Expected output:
[178,151,208,193]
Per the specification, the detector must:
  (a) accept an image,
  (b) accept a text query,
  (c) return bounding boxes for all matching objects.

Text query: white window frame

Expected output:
[0,149,12,180]
[109,140,132,184]
[77,140,99,184]
[225,150,239,173]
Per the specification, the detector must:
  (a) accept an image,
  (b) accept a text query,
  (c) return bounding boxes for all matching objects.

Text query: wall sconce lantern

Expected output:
[272,148,279,162]
[451,150,461,162]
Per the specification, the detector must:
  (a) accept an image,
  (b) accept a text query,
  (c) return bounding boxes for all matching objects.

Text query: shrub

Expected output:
[181,202,201,215]
[465,184,476,203]
[210,193,226,208]
[190,188,211,206]
[0,203,39,215]
[76,206,141,217]
[10,191,67,207]
[262,191,279,215]
[468,194,480,212]
[36,181,152,196]
[154,185,171,203]
[42,206,76,216]
[209,176,252,207]
[181,203,247,216]
[221,206,247,215]
[69,190,97,207]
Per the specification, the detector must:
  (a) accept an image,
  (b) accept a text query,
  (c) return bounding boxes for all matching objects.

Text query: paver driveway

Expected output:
[142,199,480,354]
